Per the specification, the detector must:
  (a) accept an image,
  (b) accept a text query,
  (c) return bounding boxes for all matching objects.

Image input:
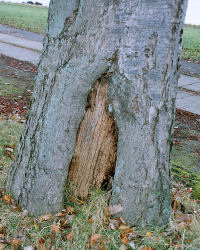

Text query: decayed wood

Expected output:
[67,76,118,199]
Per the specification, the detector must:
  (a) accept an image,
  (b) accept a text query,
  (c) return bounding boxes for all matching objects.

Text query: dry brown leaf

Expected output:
[77,200,84,205]
[2,195,11,204]
[109,219,121,230]
[172,200,178,210]
[66,206,75,214]
[0,225,6,234]
[119,217,126,224]
[60,218,68,228]
[88,218,93,223]
[51,224,60,233]
[110,204,124,215]
[104,206,111,218]
[10,154,15,160]
[66,232,74,240]
[5,147,13,153]
[140,247,154,250]
[97,247,107,250]
[38,238,46,250]
[55,212,66,217]
[12,239,21,246]
[145,232,153,237]
[175,214,193,224]
[121,233,129,245]
[69,196,75,202]
[0,234,4,239]
[119,224,132,232]
[91,234,102,245]
[39,213,52,222]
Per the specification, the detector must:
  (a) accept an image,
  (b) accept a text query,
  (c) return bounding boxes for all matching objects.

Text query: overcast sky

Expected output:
[185,0,200,25]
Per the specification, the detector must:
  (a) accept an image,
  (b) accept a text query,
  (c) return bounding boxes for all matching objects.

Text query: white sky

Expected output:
[185,0,200,25]
[0,0,200,25]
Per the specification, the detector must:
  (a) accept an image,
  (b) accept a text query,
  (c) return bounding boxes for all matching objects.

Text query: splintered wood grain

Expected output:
[67,77,118,199]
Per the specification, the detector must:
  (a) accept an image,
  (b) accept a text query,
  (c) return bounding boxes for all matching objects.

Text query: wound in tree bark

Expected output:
[67,76,118,199]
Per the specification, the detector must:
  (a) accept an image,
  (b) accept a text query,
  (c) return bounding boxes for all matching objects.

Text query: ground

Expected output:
[0,55,200,249]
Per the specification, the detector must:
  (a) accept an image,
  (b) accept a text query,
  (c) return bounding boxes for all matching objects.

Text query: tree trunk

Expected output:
[7,0,187,226]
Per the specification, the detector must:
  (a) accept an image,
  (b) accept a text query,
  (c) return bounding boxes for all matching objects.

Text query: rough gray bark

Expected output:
[7,0,187,226]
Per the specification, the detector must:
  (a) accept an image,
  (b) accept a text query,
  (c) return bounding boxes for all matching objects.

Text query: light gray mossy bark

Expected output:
[7,0,187,225]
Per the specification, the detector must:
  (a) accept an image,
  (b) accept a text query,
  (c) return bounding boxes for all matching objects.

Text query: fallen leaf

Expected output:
[66,206,75,214]
[2,195,11,204]
[110,204,124,215]
[119,217,126,224]
[5,147,13,153]
[91,234,101,245]
[172,200,178,210]
[119,224,132,233]
[38,238,46,250]
[140,247,154,250]
[69,196,75,202]
[39,213,52,222]
[51,224,60,233]
[60,218,68,228]
[97,247,107,250]
[104,206,111,218]
[88,219,93,223]
[77,199,84,205]
[174,140,179,145]
[175,214,193,224]
[12,239,21,246]
[55,212,66,217]
[121,233,129,244]
[145,232,153,237]
[109,219,121,230]
[66,232,74,240]
[0,234,4,238]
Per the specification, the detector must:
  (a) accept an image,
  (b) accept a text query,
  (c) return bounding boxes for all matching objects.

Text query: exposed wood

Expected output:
[67,76,118,199]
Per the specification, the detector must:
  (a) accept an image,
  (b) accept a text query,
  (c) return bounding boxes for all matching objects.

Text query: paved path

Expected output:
[0,24,200,115]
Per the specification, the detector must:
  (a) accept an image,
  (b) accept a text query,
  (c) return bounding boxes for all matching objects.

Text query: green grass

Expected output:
[0,2,48,33]
[182,25,200,62]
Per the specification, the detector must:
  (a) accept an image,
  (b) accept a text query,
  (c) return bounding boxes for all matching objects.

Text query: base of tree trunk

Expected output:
[67,76,118,199]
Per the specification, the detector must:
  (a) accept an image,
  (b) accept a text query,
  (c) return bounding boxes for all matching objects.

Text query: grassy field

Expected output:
[0,2,48,33]
[1,117,200,249]
[183,25,200,62]
[0,2,199,62]
[0,70,200,248]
